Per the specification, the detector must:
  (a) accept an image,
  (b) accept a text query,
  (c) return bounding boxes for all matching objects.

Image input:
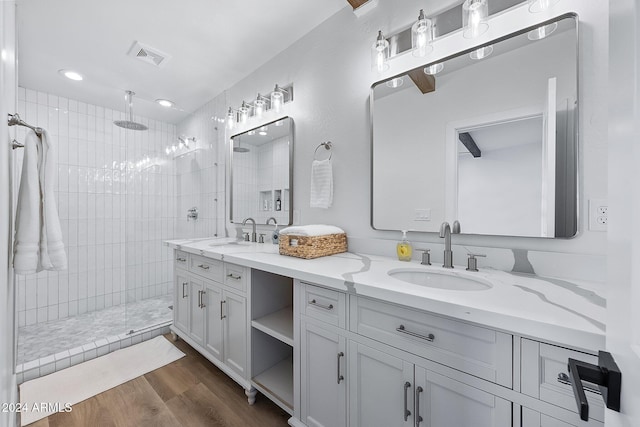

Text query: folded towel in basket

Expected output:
[279,224,344,236]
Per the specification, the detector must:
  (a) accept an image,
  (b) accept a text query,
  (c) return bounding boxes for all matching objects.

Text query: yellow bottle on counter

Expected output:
[396,230,412,261]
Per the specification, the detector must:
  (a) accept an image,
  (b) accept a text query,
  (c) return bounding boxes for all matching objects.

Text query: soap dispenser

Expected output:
[272,224,280,245]
[396,230,413,261]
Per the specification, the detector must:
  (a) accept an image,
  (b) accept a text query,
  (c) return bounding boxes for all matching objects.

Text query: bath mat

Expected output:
[19,335,185,425]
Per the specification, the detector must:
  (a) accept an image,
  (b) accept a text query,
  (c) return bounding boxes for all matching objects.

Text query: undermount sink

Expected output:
[388,269,492,291]
[208,238,251,247]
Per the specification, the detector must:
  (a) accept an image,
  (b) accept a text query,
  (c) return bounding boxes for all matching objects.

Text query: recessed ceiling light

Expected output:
[156,99,174,108]
[59,69,83,81]
[248,130,256,135]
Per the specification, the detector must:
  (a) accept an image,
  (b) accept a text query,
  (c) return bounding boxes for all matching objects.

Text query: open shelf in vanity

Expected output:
[250,269,294,414]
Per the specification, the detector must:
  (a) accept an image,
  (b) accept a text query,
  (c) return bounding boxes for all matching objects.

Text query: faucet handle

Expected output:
[243,232,250,242]
[258,233,265,243]
[417,249,431,266]
[466,253,486,272]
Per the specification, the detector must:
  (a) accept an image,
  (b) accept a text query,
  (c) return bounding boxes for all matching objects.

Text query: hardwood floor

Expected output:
[27,335,290,427]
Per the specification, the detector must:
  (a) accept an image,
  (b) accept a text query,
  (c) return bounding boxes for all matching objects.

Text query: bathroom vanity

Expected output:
[166,238,605,427]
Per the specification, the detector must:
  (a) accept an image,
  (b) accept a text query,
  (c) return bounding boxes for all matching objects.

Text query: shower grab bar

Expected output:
[8,113,43,138]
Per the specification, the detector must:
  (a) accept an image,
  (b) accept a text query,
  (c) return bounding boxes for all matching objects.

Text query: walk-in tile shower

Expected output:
[13,88,176,382]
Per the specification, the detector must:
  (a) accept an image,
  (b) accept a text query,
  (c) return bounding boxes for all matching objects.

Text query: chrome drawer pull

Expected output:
[337,352,345,384]
[200,290,206,308]
[182,282,188,298]
[221,300,226,319]
[309,299,334,311]
[198,264,210,271]
[557,372,602,395]
[415,386,424,426]
[396,325,435,342]
[197,290,202,308]
[226,273,242,280]
[176,257,187,262]
[403,382,412,421]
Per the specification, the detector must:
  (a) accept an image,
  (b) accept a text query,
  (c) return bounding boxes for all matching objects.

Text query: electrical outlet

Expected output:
[589,199,608,232]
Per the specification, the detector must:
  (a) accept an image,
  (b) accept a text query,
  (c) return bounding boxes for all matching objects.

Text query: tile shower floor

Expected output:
[18,294,173,365]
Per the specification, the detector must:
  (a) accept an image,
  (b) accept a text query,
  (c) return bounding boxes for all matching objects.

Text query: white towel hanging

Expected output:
[310,158,333,209]
[13,129,67,274]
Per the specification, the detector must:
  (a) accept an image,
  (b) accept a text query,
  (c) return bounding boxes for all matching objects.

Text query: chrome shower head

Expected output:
[114,90,148,131]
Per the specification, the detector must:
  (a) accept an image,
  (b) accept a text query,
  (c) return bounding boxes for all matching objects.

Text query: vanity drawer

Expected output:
[300,282,346,328]
[224,263,248,292]
[350,296,513,387]
[189,254,223,282]
[174,250,189,269]
[521,339,604,423]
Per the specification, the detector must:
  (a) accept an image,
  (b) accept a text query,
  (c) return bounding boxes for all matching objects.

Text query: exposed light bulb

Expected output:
[371,30,390,73]
[248,130,256,136]
[271,87,284,113]
[254,94,266,118]
[226,107,235,129]
[463,0,489,39]
[239,102,249,123]
[412,10,433,57]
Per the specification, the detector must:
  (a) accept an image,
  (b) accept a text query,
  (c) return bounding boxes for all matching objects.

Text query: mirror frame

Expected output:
[370,13,579,238]
[229,116,294,225]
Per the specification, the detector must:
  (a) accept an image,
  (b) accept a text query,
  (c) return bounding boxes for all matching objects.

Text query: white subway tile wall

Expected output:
[14,87,177,327]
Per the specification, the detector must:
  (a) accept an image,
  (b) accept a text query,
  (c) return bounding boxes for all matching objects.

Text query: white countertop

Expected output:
[166,237,606,351]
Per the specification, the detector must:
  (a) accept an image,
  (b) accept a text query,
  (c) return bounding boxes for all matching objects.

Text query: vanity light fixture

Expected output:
[424,63,444,75]
[371,30,390,73]
[528,0,560,13]
[411,9,433,57]
[386,77,404,88]
[470,45,493,59]
[253,93,268,118]
[58,69,83,81]
[226,84,293,131]
[226,107,236,130]
[527,22,557,40]
[462,0,489,39]
[156,99,173,108]
[239,101,250,124]
[271,84,290,113]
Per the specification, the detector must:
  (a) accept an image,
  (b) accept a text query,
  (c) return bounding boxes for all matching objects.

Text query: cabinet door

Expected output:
[174,270,190,333]
[414,366,511,427]
[522,407,604,427]
[349,341,414,427]
[204,283,223,361]
[223,290,246,377]
[301,321,347,427]
[189,278,205,346]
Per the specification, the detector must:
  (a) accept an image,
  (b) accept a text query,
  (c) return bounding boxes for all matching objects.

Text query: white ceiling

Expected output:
[16,0,347,124]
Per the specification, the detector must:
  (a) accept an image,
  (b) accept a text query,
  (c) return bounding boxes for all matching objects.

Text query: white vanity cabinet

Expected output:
[171,251,249,390]
[349,341,511,427]
[298,281,348,427]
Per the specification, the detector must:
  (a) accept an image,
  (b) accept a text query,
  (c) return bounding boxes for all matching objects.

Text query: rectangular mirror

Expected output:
[230,117,293,225]
[371,15,577,238]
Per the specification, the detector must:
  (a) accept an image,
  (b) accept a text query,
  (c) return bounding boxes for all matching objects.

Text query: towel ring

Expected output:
[314,141,332,160]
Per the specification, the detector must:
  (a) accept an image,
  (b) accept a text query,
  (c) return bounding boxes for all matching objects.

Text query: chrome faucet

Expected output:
[242,217,257,242]
[439,220,460,268]
[266,217,277,225]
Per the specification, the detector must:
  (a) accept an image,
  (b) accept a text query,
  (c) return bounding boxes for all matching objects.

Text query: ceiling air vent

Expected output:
[127,41,171,68]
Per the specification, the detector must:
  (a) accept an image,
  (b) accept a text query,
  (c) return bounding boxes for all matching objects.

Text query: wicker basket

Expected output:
[279,233,347,259]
